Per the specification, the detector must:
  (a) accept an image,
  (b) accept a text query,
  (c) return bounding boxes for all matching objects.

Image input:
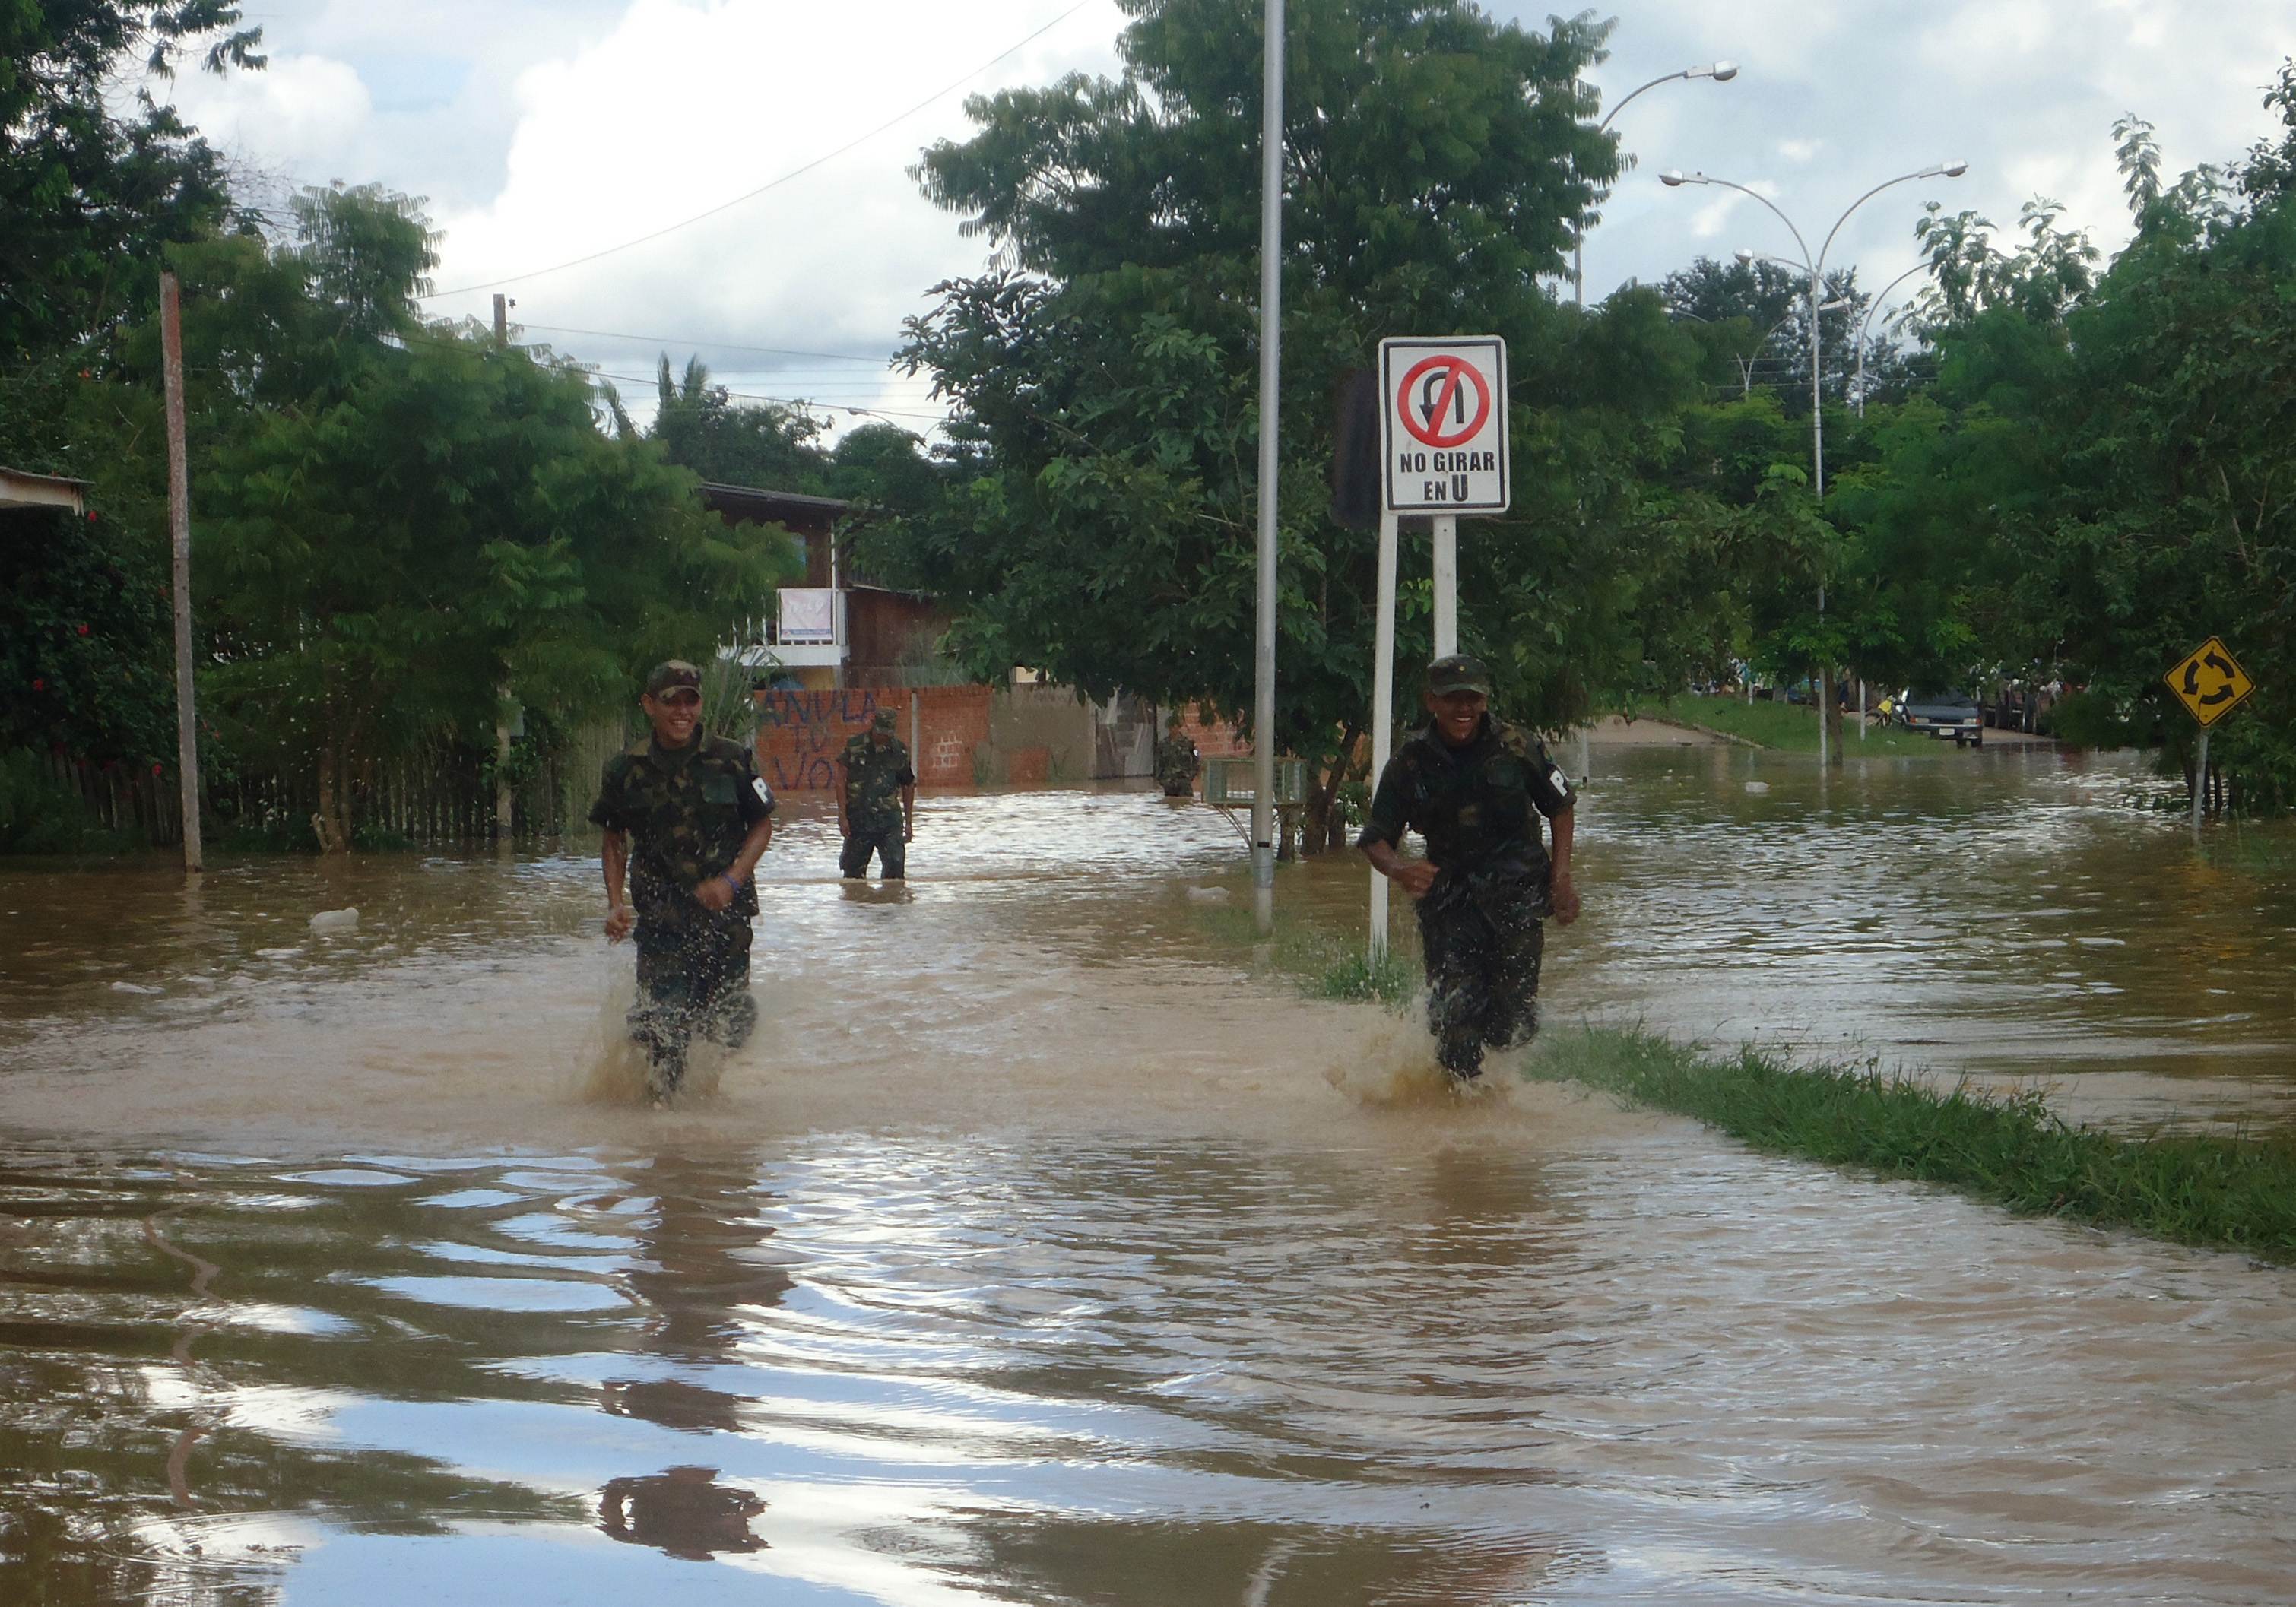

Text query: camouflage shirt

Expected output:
[1358,715,1574,887]
[1154,735,1201,789]
[590,733,774,935]
[839,733,915,836]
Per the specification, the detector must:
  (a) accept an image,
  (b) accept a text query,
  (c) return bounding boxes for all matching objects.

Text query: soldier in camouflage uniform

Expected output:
[1358,655,1581,1081]
[1154,713,1201,797]
[591,660,777,1101]
[837,708,915,880]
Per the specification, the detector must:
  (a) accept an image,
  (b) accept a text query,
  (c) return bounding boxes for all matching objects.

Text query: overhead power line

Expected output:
[427,0,1096,300]
[519,324,896,365]
[585,367,949,425]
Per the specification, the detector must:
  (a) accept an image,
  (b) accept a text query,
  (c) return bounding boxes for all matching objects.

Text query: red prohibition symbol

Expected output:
[1397,354,1492,450]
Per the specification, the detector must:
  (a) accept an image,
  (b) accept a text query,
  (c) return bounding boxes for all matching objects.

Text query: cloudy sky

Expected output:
[154,0,2293,436]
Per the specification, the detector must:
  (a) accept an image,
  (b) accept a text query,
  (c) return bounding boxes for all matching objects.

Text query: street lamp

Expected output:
[1661,160,1968,766]
[1573,62,1739,307]
[1850,259,1933,414]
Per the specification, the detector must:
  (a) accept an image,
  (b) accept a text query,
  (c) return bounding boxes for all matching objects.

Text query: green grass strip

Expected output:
[1638,693,1943,756]
[1527,1027,2296,1262]
[1197,883,2296,1262]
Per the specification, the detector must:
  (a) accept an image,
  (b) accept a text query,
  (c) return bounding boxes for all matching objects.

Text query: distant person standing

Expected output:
[838,708,915,880]
[1154,712,1201,798]
[1359,655,1580,1082]
[591,660,775,1102]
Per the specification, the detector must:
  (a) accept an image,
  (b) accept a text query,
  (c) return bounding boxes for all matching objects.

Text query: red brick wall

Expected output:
[1176,704,1249,760]
[756,684,991,791]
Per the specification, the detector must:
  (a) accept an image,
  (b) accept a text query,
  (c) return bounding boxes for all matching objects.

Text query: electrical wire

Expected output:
[517,324,894,364]
[425,0,1097,299]
[584,367,949,424]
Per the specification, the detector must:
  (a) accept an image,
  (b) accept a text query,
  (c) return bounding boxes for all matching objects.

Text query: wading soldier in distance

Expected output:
[838,708,915,880]
[1154,712,1202,798]
[591,661,776,1101]
[1358,655,1581,1081]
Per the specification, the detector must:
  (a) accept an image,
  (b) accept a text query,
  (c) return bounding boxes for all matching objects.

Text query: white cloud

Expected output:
[144,0,2296,401]
[1563,0,2291,296]
[160,51,374,189]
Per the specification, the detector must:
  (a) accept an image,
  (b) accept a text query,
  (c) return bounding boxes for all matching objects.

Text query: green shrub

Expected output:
[2050,689,2147,749]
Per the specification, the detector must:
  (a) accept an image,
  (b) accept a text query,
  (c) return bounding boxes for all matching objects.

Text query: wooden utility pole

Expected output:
[160,271,204,873]
[491,293,514,839]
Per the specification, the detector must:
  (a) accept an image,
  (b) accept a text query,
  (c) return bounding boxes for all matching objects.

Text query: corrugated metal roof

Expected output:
[0,464,90,513]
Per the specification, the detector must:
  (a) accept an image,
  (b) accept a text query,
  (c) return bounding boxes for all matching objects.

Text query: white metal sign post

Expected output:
[1367,336,1510,958]
[1368,506,1400,957]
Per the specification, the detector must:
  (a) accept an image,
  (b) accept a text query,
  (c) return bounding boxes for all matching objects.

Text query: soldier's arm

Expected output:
[1527,742,1580,925]
[1358,757,1436,898]
[1362,836,1437,899]
[1549,805,1580,925]
[729,815,773,883]
[834,762,851,838]
[901,781,916,841]
[601,829,634,940]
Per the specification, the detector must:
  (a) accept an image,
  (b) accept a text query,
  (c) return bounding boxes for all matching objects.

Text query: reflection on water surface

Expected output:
[5,751,2296,1603]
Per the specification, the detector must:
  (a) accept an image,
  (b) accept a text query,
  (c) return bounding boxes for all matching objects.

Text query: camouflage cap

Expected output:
[645,660,702,697]
[872,708,899,731]
[1426,654,1493,696]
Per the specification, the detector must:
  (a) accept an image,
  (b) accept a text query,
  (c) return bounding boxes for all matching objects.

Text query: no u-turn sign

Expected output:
[1378,335,1509,514]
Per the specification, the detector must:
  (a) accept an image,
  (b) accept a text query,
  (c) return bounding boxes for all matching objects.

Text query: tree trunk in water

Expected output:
[313,739,350,853]
[1822,667,1844,765]
[1299,721,1362,857]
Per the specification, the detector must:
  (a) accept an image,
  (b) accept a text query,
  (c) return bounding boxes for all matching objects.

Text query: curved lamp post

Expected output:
[1659,160,1968,765]
[1850,259,1933,414]
[1573,62,1738,307]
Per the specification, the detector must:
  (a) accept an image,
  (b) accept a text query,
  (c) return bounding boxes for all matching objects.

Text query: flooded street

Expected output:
[5,746,2296,1604]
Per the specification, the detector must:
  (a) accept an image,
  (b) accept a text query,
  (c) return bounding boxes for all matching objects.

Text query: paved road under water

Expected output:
[3,745,2294,1605]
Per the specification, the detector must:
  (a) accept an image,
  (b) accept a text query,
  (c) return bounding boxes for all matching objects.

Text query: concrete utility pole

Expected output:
[159,272,203,874]
[1250,0,1285,930]
[492,293,515,840]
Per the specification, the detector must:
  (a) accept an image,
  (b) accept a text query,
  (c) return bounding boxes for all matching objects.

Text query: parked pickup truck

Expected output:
[1898,689,1984,746]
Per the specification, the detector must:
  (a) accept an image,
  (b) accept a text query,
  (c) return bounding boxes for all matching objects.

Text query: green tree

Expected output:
[1658,256,1885,410]
[1854,78,2296,808]
[0,0,263,366]
[642,356,830,491]
[878,0,1739,848]
[192,190,796,848]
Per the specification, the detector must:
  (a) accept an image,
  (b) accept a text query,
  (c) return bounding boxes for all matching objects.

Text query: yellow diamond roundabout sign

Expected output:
[2164,636,2255,727]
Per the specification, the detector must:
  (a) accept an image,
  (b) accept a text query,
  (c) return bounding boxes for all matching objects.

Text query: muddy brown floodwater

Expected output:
[4,746,2294,1605]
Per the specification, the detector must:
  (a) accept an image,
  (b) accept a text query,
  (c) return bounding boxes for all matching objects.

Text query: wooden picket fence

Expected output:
[44,725,627,851]
[42,753,182,846]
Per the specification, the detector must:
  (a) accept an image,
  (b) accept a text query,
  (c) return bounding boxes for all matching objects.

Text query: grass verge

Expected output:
[1527,1026,2296,1262]
[1640,693,1942,756]
[1191,898,1422,1012]
[1189,877,2296,1263]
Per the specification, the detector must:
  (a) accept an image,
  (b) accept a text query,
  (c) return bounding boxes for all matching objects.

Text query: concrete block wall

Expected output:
[753,685,997,792]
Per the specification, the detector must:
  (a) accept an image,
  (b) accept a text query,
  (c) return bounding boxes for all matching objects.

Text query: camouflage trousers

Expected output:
[629,914,756,1093]
[1416,876,1546,1080]
[839,825,906,880]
